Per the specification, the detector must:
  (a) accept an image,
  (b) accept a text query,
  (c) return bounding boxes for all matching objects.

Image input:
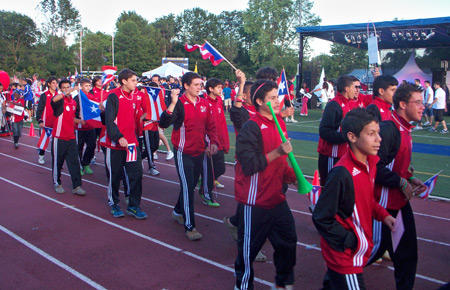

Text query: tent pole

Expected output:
[296,34,304,97]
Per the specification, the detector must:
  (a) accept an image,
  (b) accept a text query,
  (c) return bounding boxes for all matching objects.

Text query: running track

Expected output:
[0,127,449,289]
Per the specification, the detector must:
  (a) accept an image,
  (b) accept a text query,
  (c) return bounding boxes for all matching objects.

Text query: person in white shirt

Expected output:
[423,80,434,126]
[430,81,448,133]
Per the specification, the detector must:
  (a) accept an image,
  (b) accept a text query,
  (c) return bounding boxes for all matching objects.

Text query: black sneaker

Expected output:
[126,207,148,220]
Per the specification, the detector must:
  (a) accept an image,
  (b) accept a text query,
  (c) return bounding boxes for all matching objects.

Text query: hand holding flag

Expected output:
[277,68,289,103]
[416,171,442,200]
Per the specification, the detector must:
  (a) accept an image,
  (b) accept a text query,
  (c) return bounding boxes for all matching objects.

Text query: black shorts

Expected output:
[284,99,292,107]
[433,109,444,122]
[25,100,33,110]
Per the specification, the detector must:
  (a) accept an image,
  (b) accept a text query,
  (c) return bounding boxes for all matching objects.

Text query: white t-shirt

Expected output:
[433,87,446,109]
[425,86,434,104]
[321,89,329,103]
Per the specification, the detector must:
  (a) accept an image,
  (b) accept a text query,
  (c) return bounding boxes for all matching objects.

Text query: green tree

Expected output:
[153,14,179,57]
[326,43,368,78]
[0,11,40,74]
[70,30,113,72]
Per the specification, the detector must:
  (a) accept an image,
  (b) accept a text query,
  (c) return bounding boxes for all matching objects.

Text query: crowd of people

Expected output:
[0,65,448,290]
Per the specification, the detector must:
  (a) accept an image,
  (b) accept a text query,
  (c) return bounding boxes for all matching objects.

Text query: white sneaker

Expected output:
[291,119,298,123]
[153,152,158,160]
[423,121,431,126]
[38,155,45,164]
[412,126,423,131]
[166,151,174,160]
[148,168,160,176]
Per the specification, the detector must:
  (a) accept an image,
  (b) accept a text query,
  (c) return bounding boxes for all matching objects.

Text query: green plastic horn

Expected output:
[267,101,313,194]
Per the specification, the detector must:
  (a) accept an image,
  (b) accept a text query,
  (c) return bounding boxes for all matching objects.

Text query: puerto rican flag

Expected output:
[418,171,441,200]
[277,68,289,103]
[309,185,321,205]
[126,143,137,162]
[78,90,102,128]
[37,127,53,151]
[143,86,167,130]
[101,66,117,87]
[185,40,225,66]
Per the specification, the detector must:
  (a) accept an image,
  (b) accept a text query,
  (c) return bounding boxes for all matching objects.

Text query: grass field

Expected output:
[161,107,450,199]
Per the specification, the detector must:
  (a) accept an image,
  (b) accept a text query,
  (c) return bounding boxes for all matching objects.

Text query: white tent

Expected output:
[142,62,191,78]
[394,53,432,83]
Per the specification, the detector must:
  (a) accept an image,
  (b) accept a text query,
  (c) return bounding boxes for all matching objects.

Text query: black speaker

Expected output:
[432,70,446,85]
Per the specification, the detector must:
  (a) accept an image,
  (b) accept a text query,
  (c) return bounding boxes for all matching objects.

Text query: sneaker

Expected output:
[14,143,19,149]
[90,156,96,165]
[126,207,147,219]
[148,168,160,176]
[185,228,202,241]
[80,169,85,176]
[38,155,45,164]
[440,129,449,134]
[223,217,238,241]
[153,152,158,160]
[423,121,431,126]
[111,205,125,218]
[172,211,184,225]
[412,126,423,131]
[83,165,93,175]
[291,119,298,123]
[255,251,267,262]
[214,180,224,189]
[72,186,86,196]
[429,127,437,132]
[54,185,65,194]
[166,151,174,160]
[203,197,220,207]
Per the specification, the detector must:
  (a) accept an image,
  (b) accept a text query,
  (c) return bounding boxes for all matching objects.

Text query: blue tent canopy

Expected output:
[296,17,450,49]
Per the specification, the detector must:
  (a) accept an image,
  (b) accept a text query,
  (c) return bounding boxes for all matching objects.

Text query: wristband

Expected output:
[408,177,416,181]
[400,178,408,190]
[235,99,243,103]
[166,110,172,115]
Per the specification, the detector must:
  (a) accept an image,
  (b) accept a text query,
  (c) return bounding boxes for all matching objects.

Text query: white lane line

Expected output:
[0,225,107,290]
[414,212,450,222]
[0,154,448,285]
[0,177,272,287]
[417,237,450,247]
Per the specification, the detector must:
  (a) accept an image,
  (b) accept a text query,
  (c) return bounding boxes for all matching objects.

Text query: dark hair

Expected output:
[434,81,441,87]
[414,79,420,83]
[58,78,71,89]
[80,78,91,85]
[151,74,161,81]
[92,76,102,86]
[46,76,58,87]
[424,80,430,85]
[322,82,329,90]
[148,81,159,88]
[342,108,378,142]
[205,78,224,94]
[0,83,3,87]
[118,69,138,86]
[250,80,278,110]
[373,75,398,97]
[336,75,359,93]
[181,72,202,89]
[243,81,254,96]
[255,67,279,81]
[393,83,423,109]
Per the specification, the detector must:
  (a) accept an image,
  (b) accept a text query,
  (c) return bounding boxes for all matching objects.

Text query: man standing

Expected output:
[104,69,147,219]
[19,77,34,120]
[36,77,58,164]
[160,72,218,241]
[429,81,449,134]
[317,75,359,186]
[423,80,434,126]
[368,83,427,290]
[413,79,425,130]
[51,79,86,196]
[366,75,398,121]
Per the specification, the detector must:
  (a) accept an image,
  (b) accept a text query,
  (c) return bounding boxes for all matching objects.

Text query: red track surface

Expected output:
[0,127,449,289]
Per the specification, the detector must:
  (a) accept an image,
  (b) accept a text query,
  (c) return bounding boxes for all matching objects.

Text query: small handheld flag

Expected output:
[37,127,52,151]
[78,90,102,128]
[417,171,442,200]
[126,143,137,162]
[101,66,117,87]
[308,170,321,205]
[277,69,289,103]
[185,40,237,70]
[143,86,167,130]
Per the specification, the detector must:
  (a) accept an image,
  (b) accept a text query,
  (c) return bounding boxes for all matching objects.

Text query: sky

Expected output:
[2,0,450,56]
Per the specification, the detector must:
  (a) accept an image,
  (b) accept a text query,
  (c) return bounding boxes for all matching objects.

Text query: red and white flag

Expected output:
[102,66,117,87]
[143,86,167,130]
[309,185,321,205]
[37,127,52,151]
[184,41,225,66]
[418,171,441,200]
[126,143,137,162]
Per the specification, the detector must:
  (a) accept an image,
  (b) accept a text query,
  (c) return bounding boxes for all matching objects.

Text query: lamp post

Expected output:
[112,34,115,67]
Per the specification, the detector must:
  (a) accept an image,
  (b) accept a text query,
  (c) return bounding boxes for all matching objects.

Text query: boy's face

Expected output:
[403,92,424,122]
[258,88,280,115]
[60,83,71,94]
[49,80,58,92]
[210,85,223,97]
[350,121,381,157]
[14,93,21,100]
[380,85,397,104]
[184,78,203,97]
[80,82,91,93]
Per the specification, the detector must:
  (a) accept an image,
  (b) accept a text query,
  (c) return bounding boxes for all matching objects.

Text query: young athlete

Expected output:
[313,108,395,290]
[367,75,398,121]
[234,80,298,290]
[10,91,26,149]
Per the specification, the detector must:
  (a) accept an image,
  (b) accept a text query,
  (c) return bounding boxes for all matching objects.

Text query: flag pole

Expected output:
[204,40,238,71]
[80,29,83,75]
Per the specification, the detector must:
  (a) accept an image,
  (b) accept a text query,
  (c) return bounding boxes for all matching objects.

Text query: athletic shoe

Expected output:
[14,143,19,149]
[38,155,45,164]
[54,185,65,194]
[203,197,220,207]
[72,186,86,196]
[126,207,147,219]
[223,217,238,241]
[153,152,158,160]
[423,121,431,126]
[80,169,85,176]
[255,251,267,262]
[412,126,423,131]
[429,128,437,132]
[111,205,125,218]
[83,165,93,175]
[291,119,298,123]
[285,118,291,123]
[166,151,174,160]
[148,168,160,176]
[90,156,96,165]
[440,129,449,134]
[172,211,184,225]
[214,180,225,189]
[185,228,202,241]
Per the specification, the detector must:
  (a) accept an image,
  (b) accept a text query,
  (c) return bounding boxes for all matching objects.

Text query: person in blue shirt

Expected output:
[19,77,34,120]
[223,80,232,112]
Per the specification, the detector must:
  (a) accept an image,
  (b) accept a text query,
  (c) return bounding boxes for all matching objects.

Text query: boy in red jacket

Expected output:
[234,80,298,290]
[313,108,395,290]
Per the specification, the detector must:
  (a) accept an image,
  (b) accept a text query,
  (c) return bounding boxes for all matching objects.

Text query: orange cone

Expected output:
[312,170,320,186]
[29,122,35,137]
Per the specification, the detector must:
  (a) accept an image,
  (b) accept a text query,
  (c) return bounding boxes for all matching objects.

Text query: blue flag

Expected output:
[79,90,101,121]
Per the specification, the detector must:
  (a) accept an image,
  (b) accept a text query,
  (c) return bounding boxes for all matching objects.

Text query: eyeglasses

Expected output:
[406,100,424,106]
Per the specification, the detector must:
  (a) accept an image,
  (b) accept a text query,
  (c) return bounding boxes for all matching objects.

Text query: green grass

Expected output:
[164,108,450,199]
